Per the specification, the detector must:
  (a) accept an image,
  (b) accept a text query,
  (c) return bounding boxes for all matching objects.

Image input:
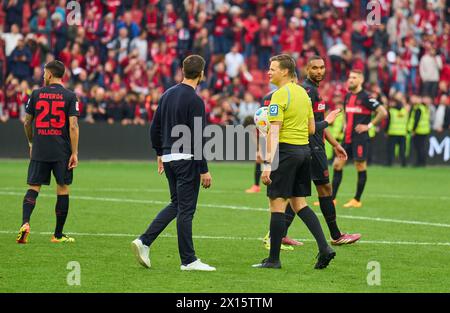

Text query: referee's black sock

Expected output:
[268,212,285,263]
[355,170,367,201]
[332,169,343,200]
[254,163,262,186]
[319,196,341,240]
[54,195,69,238]
[22,189,38,225]
[284,203,296,237]
[297,206,329,253]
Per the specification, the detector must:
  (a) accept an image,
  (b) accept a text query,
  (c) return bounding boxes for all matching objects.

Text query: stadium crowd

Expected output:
[0,0,449,131]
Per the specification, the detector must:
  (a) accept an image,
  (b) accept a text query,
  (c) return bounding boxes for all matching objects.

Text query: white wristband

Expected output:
[368,122,374,129]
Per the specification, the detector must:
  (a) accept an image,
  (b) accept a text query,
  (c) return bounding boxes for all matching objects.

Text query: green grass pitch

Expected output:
[0,160,449,293]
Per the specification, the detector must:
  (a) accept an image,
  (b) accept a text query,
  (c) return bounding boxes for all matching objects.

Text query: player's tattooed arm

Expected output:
[371,104,388,127]
[69,116,79,154]
[68,116,79,170]
[24,113,34,146]
[355,101,388,133]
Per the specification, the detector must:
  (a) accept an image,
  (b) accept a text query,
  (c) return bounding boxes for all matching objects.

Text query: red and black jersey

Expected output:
[25,84,80,162]
[303,78,326,148]
[343,90,380,144]
[261,90,275,107]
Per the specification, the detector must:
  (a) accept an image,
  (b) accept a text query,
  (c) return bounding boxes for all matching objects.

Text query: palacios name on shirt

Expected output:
[38,128,63,136]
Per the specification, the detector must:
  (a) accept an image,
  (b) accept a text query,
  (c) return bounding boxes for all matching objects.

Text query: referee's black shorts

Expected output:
[267,143,311,199]
[310,145,330,186]
[27,159,73,186]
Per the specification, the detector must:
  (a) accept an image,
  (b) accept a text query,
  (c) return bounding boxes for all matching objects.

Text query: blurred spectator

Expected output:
[209,62,230,94]
[1,24,23,57]
[130,30,148,62]
[238,92,259,123]
[29,8,51,42]
[213,4,232,54]
[51,13,67,58]
[419,48,443,98]
[87,86,108,123]
[433,94,449,132]
[404,37,420,93]
[9,39,32,80]
[367,47,383,85]
[387,9,408,51]
[107,91,126,125]
[279,17,304,59]
[255,18,273,70]
[107,27,130,63]
[242,14,259,59]
[389,55,409,94]
[351,21,369,58]
[4,75,24,121]
[3,0,23,31]
[117,11,140,40]
[98,13,116,62]
[327,42,348,81]
[225,44,244,79]
[192,27,211,69]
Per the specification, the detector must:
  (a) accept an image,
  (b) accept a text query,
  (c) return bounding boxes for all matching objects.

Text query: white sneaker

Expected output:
[131,238,151,268]
[180,259,216,271]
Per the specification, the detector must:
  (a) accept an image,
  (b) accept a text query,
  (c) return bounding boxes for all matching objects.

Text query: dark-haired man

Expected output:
[131,55,215,271]
[17,60,80,244]
[332,70,387,208]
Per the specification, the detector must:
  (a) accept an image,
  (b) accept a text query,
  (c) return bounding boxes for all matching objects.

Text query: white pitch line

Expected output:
[0,186,449,200]
[1,191,450,228]
[0,230,449,246]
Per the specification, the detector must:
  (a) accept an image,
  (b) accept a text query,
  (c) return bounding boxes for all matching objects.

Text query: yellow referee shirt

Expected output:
[268,82,313,145]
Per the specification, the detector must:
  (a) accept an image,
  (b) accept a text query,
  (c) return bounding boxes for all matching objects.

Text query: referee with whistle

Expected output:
[131,55,215,272]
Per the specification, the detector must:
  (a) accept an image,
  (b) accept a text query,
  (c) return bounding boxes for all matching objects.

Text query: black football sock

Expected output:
[297,206,329,253]
[319,196,341,240]
[268,212,285,263]
[54,195,69,238]
[254,163,262,186]
[283,203,296,237]
[355,170,367,201]
[22,189,38,225]
[332,169,343,200]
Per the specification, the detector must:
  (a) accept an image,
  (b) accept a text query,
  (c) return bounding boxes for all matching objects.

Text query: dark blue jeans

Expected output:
[140,159,201,265]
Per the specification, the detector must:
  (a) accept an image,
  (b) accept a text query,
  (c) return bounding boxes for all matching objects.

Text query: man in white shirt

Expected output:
[0,24,23,57]
[130,30,148,62]
[419,48,443,98]
[225,44,244,79]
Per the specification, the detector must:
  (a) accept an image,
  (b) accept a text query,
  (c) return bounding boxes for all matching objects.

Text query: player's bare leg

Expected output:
[343,161,366,208]
[50,184,74,243]
[17,184,41,244]
[289,197,336,269]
